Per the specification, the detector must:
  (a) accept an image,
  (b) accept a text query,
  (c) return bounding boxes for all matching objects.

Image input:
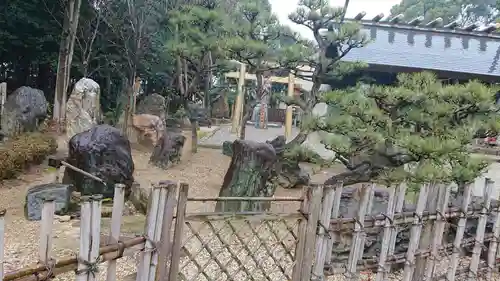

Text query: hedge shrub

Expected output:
[0,133,57,180]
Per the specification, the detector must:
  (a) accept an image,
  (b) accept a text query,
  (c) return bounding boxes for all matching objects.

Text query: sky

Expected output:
[269,0,402,39]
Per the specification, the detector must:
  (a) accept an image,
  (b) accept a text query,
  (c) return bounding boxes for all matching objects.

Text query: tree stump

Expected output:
[216,139,278,212]
[149,131,186,169]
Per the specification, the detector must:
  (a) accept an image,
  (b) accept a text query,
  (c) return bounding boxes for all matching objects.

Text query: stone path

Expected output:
[199,125,299,147]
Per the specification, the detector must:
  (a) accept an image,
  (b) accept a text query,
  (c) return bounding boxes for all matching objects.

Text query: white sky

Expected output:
[269,0,401,39]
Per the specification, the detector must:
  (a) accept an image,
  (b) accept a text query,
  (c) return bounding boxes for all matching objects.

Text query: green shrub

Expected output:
[0,133,57,180]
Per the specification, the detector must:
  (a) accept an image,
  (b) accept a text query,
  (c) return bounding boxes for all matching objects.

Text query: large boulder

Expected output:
[136,94,167,122]
[62,125,134,199]
[24,183,75,221]
[131,114,165,147]
[65,78,101,139]
[2,86,48,136]
[149,130,186,169]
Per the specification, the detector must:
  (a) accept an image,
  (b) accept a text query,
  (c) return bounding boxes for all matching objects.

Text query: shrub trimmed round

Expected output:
[0,133,57,179]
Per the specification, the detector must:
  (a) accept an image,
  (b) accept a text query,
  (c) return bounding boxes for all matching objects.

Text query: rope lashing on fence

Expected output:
[74,256,102,277]
[142,235,159,253]
[33,258,55,281]
[112,240,126,261]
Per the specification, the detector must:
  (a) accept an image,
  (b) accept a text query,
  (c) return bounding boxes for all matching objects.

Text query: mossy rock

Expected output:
[222,140,233,156]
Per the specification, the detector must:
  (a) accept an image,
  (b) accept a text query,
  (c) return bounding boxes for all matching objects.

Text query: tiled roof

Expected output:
[342,17,500,77]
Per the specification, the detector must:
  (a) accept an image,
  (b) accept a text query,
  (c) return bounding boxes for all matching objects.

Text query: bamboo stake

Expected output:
[76,197,92,281]
[447,184,473,281]
[402,183,429,281]
[346,184,373,281]
[384,183,406,279]
[168,183,189,281]
[147,185,168,281]
[156,182,178,281]
[487,183,500,280]
[424,184,451,280]
[469,178,493,281]
[0,209,6,281]
[106,184,126,281]
[325,182,343,264]
[136,185,161,281]
[292,186,311,281]
[88,195,102,281]
[312,185,336,280]
[38,199,55,264]
[375,187,396,281]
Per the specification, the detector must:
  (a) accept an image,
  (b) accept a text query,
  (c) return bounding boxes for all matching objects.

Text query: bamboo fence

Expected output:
[2,179,500,281]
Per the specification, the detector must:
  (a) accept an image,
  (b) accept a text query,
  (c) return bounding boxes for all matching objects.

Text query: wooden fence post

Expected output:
[346,184,373,281]
[156,181,179,281]
[168,183,189,281]
[424,184,451,280]
[312,185,336,280]
[402,183,429,281]
[469,178,494,281]
[447,183,473,281]
[106,184,126,281]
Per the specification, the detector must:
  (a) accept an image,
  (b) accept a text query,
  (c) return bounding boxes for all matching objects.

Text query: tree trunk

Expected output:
[191,119,198,153]
[54,0,82,132]
[216,139,279,212]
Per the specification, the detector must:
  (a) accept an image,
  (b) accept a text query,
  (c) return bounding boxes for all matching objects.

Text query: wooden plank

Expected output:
[375,187,396,281]
[402,184,429,281]
[468,178,494,281]
[312,185,336,280]
[346,184,373,281]
[424,184,451,280]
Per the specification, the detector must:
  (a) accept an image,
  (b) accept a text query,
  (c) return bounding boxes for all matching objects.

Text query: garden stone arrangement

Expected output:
[65,77,101,139]
[1,86,48,137]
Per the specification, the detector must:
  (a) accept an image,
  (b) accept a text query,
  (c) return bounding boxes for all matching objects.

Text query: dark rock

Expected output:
[187,103,211,127]
[62,125,134,199]
[24,183,75,221]
[136,93,167,122]
[2,86,48,136]
[149,131,186,169]
[216,139,278,212]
